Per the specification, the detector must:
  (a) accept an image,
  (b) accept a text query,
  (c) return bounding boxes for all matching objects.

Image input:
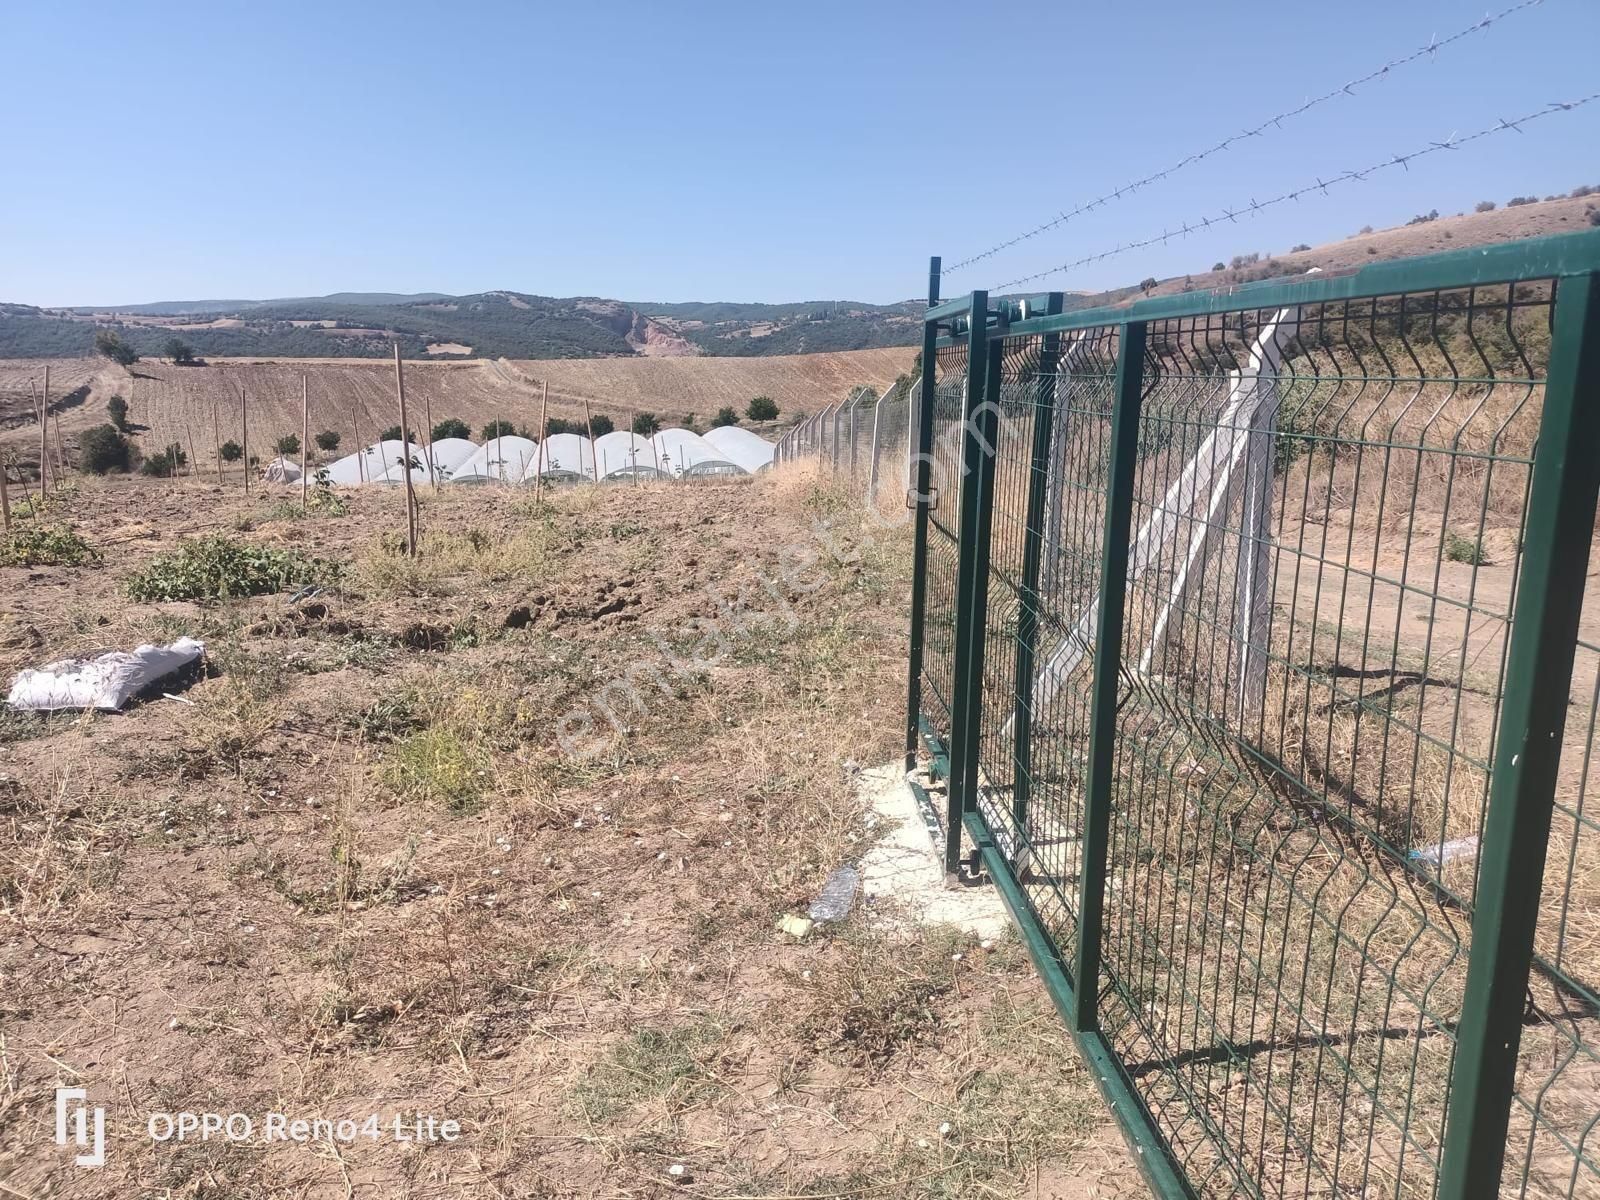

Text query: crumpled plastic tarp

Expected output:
[6,637,205,711]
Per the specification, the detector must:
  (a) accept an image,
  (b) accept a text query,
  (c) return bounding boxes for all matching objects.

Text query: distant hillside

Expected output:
[0,290,924,361]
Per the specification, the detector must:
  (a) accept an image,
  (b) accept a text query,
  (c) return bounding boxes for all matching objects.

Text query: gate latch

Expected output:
[907,485,939,511]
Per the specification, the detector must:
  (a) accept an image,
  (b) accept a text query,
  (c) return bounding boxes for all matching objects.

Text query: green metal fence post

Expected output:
[1437,270,1600,1199]
[1074,319,1148,1032]
[1010,293,1066,835]
[905,256,941,771]
[944,293,991,876]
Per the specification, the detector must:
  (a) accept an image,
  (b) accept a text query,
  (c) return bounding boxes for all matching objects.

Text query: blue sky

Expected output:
[3,0,1595,307]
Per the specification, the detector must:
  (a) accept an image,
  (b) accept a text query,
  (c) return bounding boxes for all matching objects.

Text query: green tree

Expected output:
[93,329,139,366]
[381,426,417,442]
[141,443,188,478]
[163,337,196,365]
[106,394,129,431]
[544,416,578,436]
[746,395,779,422]
[631,411,660,436]
[79,425,132,474]
[314,430,342,452]
[588,413,615,437]
[432,417,471,440]
[1139,277,1158,294]
[220,440,243,462]
[711,405,740,428]
[481,419,515,440]
[275,433,301,456]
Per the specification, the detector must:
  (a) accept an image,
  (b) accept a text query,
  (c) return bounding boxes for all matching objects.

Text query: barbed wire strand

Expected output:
[988,93,1598,292]
[944,0,1545,276]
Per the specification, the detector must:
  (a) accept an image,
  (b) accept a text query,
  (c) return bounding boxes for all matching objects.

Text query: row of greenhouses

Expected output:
[322,426,774,486]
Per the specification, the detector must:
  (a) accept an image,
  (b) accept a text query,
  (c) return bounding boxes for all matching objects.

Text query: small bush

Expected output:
[431,417,470,441]
[1589,209,1600,227]
[588,413,615,437]
[274,433,300,456]
[1405,210,1439,226]
[1139,276,1158,293]
[163,337,195,365]
[1359,225,1374,235]
[1230,252,1260,270]
[746,396,779,421]
[710,405,740,428]
[1290,243,1312,253]
[0,526,101,567]
[79,424,132,474]
[314,430,341,452]
[1444,531,1488,566]
[126,535,339,601]
[383,728,486,813]
[106,395,129,431]
[480,420,514,440]
[1475,200,1497,213]
[93,329,138,366]
[543,416,578,437]
[1210,262,1226,272]
[1506,195,1537,207]
[220,440,243,462]
[631,411,660,436]
[1572,184,1596,199]
[140,443,188,477]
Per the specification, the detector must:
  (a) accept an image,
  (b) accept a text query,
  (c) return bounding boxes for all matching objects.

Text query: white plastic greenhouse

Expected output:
[313,428,772,488]
[651,428,742,478]
[447,436,540,485]
[703,426,776,474]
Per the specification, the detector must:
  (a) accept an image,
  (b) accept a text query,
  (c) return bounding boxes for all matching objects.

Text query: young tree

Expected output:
[432,417,471,440]
[79,424,132,474]
[140,443,188,477]
[106,394,129,431]
[220,440,243,462]
[711,405,740,428]
[93,329,139,366]
[544,416,577,436]
[481,419,515,440]
[275,433,300,456]
[163,337,196,365]
[631,411,660,436]
[746,396,779,421]
[314,430,342,452]
[381,426,417,442]
[588,413,615,437]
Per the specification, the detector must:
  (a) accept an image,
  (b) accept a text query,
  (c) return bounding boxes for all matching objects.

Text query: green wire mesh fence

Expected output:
[903,233,1600,1200]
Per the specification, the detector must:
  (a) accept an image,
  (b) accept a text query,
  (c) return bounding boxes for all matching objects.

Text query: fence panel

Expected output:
[897,231,1600,1200]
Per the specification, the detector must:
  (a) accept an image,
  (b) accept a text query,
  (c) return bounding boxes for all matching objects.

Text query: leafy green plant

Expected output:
[106,395,129,431]
[126,535,339,601]
[431,417,470,440]
[710,405,740,428]
[479,419,514,440]
[220,440,243,463]
[631,411,660,436]
[275,433,300,456]
[140,442,188,477]
[93,329,138,365]
[1444,531,1489,566]
[0,526,101,567]
[314,429,342,452]
[747,395,779,421]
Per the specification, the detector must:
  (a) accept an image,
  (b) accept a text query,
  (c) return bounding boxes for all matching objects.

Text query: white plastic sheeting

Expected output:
[7,637,205,712]
[594,431,659,479]
[651,428,744,478]
[703,426,775,474]
[260,456,303,484]
[526,432,596,481]
[447,436,540,485]
[376,436,480,484]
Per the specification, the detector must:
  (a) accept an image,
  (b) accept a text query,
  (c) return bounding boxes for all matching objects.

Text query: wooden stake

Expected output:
[240,385,251,495]
[301,374,310,511]
[0,452,11,531]
[44,366,59,484]
[584,397,599,483]
[30,380,49,494]
[419,372,438,492]
[54,411,67,478]
[213,398,223,484]
[354,407,366,484]
[534,380,550,503]
[184,418,198,478]
[393,343,417,556]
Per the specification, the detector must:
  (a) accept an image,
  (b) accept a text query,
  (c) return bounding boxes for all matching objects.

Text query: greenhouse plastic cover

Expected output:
[703,426,776,473]
[651,428,740,477]
[593,431,658,478]
[377,437,479,484]
[448,436,539,484]
[326,439,416,484]
[7,637,205,712]
[527,433,595,480]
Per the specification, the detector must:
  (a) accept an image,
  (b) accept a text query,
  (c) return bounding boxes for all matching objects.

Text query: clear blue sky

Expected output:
[3,0,1595,307]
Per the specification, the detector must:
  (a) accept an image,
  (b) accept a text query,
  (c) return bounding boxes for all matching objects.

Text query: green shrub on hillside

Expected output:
[80,424,132,474]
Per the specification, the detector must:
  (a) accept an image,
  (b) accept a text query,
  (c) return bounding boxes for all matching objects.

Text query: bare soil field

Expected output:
[0,468,1136,1198]
[0,350,913,482]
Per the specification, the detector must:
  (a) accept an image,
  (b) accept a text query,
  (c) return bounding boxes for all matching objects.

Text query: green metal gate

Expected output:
[905,231,1600,1199]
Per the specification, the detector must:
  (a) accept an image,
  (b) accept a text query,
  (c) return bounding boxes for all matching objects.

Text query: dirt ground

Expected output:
[0,468,1140,1199]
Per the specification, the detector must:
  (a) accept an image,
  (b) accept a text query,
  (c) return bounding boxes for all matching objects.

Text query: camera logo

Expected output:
[55,1088,106,1168]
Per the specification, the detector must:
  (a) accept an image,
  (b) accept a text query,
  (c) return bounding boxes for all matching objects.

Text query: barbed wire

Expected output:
[988,93,1598,292]
[944,0,1545,276]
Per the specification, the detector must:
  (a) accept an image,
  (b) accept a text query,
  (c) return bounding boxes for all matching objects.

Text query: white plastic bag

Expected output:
[6,637,205,712]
